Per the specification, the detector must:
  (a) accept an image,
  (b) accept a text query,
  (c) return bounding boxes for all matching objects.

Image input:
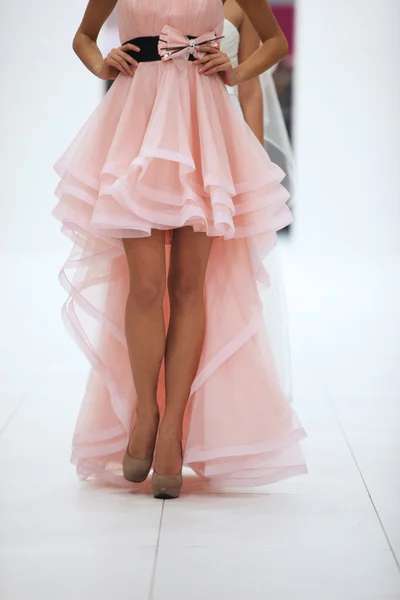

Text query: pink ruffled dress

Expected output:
[53,0,307,488]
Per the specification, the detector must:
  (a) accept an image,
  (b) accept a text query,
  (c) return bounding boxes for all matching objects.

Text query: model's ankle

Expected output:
[159,414,183,437]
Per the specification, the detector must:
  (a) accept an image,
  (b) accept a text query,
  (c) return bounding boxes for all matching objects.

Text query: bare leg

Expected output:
[123,230,166,459]
[154,227,213,474]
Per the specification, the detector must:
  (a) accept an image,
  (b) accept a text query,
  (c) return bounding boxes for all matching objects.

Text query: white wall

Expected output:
[3,0,398,262]
[294,1,400,261]
[1,0,399,374]
[1,0,101,255]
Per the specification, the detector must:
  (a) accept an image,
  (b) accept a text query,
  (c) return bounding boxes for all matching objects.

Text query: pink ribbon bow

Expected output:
[158,25,223,67]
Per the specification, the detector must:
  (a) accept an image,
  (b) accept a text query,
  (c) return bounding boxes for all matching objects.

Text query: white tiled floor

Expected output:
[1,247,399,600]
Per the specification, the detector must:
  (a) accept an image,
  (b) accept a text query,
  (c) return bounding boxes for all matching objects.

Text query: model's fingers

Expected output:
[199,57,228,74]
[195,52,223,65]
[121,43,141,53]
[110,52,133,76]
[106,57,126,74]
[204,65,228,75]
[116,49,138,68]
[197,44,220,54]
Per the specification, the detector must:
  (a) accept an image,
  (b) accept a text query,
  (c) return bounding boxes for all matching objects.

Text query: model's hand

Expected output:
[96,43,140,80]
[195,45,238,86]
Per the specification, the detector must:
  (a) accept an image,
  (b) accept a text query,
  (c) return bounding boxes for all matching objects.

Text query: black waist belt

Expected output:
[124,35,197,63]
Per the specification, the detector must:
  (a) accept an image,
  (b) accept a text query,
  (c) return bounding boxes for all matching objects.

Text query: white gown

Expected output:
[222,20,295,199]
[221,19,292,400]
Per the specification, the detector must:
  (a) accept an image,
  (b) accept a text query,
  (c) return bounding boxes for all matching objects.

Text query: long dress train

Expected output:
[53,0,307,488]
[222,18,293,402]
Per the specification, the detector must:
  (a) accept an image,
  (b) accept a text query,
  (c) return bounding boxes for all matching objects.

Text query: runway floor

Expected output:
[1,243,399,599]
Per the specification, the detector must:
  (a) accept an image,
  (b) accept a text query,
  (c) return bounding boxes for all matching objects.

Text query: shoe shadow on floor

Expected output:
[80,470,216,498]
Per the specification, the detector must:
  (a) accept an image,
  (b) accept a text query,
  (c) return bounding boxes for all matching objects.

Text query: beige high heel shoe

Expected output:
[152,442,183,499]
[123,416,159,483]
[152,470,183,500]
[122,449,153,484]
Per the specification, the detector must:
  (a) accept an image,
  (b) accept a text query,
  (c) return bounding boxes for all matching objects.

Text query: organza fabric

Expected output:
[222,18,293,401]
[53,0,306,488]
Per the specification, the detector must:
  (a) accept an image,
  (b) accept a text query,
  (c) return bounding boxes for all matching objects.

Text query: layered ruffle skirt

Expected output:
[53,61,307,488]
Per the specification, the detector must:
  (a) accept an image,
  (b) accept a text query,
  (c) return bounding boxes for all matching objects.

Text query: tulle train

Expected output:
[53,61,306,487]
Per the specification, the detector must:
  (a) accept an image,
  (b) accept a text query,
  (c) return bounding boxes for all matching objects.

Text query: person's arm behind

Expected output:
[237,13,264,145]
[235,0,288,84]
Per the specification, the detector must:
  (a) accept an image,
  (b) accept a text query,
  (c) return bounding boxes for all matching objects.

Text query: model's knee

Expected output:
[169,272,204,308]
[129,279,164,311]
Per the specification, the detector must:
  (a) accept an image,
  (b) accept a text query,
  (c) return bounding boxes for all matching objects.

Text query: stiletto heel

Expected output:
[152,470,183,499]
[152,441,183,499]
[122,450,153,483]
[123,414,159,483]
